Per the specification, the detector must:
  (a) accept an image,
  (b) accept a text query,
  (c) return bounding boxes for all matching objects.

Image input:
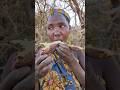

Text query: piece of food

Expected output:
[41,41,64,54]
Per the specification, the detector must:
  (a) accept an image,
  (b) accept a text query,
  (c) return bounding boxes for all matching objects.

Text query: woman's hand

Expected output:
[55,43,77,66]
[35,50,53,79]
[56,43,85,88]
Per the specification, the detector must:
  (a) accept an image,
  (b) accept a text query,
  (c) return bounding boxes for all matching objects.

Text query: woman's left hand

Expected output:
[56,43,85,88]
[55,43,77,66]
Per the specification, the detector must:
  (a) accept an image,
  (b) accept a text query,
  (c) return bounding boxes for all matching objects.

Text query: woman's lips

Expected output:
[54,36,63,41]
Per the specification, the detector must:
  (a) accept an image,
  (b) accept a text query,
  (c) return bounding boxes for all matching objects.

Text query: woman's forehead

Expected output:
[47,15,68,25]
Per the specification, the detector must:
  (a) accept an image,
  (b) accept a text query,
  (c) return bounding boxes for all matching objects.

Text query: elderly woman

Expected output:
[35,8,85,90]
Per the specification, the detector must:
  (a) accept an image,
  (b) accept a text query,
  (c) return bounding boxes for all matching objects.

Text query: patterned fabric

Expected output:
[48,8,70,23]
[40,62,80,90]
[38,43,81,90]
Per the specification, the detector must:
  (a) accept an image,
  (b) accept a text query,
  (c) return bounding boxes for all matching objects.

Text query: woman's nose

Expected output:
[54,26,60,31]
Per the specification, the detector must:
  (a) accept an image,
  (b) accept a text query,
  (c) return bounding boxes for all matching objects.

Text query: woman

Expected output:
[35,8,85,90]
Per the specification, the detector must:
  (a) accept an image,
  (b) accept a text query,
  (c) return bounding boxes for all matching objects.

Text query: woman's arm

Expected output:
[56,44,85,88]
[70,58,85,88]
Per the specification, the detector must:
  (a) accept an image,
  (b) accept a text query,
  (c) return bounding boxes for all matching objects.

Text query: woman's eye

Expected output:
[59,25,65,28]
[48,27,53,30]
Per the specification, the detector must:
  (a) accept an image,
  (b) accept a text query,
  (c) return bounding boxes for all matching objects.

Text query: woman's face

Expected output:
[47,14,70,42]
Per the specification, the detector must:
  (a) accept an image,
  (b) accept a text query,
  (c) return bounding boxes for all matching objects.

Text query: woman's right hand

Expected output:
[35,49,53,79]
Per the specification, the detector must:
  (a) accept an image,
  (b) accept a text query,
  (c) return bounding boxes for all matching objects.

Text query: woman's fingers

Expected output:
[38,56,53,70]
[59,46,70,55]
[59,43,69,50]
[56,47,66,58]
[56,45,72,59]
[35,49,43,58]
[35,54,53,79]
[35,54,48,65]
